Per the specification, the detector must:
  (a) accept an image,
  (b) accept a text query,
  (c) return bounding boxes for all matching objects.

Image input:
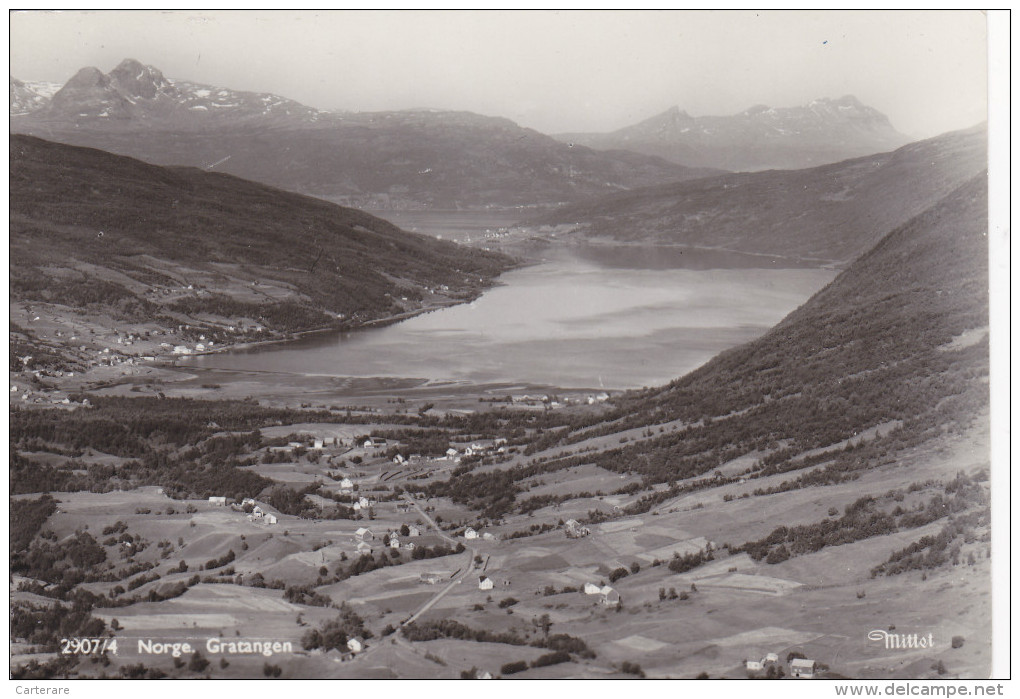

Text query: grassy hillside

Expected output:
[10,134,513,338]
[524,124,986,265]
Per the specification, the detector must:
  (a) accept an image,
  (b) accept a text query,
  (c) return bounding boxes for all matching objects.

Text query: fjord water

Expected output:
[193,237,836,390]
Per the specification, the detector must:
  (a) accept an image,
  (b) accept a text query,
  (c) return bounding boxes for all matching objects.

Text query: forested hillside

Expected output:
[526,125,986,265]
[10,135,513,335]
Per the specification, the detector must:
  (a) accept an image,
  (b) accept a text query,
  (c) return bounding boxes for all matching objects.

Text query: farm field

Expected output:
[11,388,990,679]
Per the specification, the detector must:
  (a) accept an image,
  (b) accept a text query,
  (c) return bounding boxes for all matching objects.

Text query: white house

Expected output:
[763,653,780,665]
[242,498,256,507]
[790,658,816,678]
[264,514,278,525]
[403,542,416,551]
[339,478,354,489]
[407,525,422,537]
[356,541,373,555]
[353,502,362,511]
[482,532,496,541]
[208,496,226,506]
[600,586,621,606]
[445,448,458,459]
[584,583,602,595]
[393,454,405,465]
[746,659,764,672]
[389,536,401,549]
[478,576,494,591]
[355,527,374,540]
[363,439,373,448]
[313,438,324,449]
[347,637,365,653]
[464,528,479,540]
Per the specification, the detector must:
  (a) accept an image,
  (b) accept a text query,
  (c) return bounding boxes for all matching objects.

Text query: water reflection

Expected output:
[194,247,835,389]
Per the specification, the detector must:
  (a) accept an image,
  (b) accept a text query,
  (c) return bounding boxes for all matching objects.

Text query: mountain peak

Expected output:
[108,58,171,99]
[833,94,865,107]
[113,58,145,73]
[663,105,692,119]
[61,66,109,91]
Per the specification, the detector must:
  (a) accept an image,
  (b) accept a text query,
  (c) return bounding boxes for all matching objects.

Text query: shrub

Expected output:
[608,567,629,583]
[188,651,209,673]
[620,661,645,677]
[531,651,571,668]
[765,545,790,564]
[501,660,528,675]
[952,636,965,649]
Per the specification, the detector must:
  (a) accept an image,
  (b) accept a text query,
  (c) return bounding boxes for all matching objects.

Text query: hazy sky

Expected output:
[10,10,988,138]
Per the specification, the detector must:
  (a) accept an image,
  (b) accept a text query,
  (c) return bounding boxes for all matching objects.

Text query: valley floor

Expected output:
[10,365,992,679]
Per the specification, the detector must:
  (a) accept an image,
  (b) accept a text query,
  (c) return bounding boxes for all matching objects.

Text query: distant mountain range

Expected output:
[555,96,911,172]
[10,77,62,115]
[10,134,513,339]
[524,124,986,265]
[10,59,717,209]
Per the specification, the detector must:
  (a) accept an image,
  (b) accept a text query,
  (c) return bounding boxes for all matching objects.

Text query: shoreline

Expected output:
[166,268,532,364]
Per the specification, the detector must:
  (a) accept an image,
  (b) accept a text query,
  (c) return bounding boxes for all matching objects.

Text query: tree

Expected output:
[188,651,209,673]
[536,613,553,638]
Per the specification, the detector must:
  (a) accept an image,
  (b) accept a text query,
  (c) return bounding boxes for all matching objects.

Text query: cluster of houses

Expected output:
[224,497,278,525]
[419,571,449,585]
[464,527,497,542]
[565,519,591,538]
[745,653,817,678]
[353,523,423,555]
[14,387,88,408]
[441,439,508,463]
[584,582,621,606]
[248,505,278,525]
